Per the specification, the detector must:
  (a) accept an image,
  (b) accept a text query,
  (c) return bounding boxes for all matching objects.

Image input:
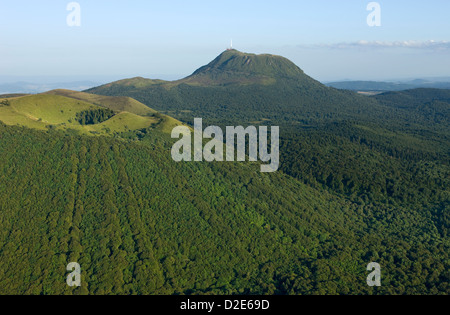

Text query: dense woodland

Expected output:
[281,123,449,205]
[0,122,448,295]
[76,108,116,125]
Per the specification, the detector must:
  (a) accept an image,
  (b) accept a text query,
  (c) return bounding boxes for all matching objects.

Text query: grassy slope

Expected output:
[0,92,184,136]
[43,89,157,116]
[0,94,96,131]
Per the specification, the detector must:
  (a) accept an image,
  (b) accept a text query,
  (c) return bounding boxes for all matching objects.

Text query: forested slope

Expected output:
[0,123,448,295]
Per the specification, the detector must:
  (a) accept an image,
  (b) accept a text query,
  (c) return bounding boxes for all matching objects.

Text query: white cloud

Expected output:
[301,40,450,51]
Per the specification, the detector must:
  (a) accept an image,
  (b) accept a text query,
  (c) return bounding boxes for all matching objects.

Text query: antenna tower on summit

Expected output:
[227,39,233,51]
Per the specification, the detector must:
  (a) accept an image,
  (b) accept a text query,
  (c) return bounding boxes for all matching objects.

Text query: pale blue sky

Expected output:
[0,0,449,82]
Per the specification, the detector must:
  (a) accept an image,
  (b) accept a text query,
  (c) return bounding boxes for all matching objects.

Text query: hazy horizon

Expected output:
[1,69,450,87]
[1,1,450,83]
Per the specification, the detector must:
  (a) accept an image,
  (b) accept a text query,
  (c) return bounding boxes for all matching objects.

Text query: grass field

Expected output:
[44,89,157,116]
[0,91,184,136]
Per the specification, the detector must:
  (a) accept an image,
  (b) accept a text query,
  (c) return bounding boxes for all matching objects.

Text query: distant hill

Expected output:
[86,50,389,127]
[374,88,450,105]
[0,93,29,98]
[0,81,101,94]
[372,88,450,127]
[326,80,450,92]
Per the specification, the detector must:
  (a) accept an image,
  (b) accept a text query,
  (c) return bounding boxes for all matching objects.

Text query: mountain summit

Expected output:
[88,50,311,89]
[85,49,381,125]
[184,50,307,85]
